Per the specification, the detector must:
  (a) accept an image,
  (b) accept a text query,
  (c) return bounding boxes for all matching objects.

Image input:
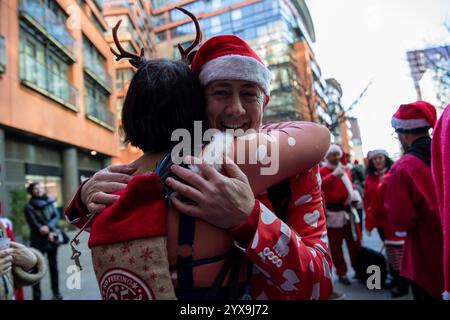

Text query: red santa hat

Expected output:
[367,149,389,160]
[391,101,437,133]
[191,35,272,99]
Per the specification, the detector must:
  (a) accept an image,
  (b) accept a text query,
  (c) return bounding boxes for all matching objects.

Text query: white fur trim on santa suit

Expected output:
[198,54,272,96]
[442,291,450,300]
[391,117,430,130]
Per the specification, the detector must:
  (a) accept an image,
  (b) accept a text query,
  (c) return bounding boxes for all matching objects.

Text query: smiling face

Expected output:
[205,80,265,132]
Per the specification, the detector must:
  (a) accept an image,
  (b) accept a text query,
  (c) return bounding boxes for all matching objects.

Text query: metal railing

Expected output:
[19,0,76,57]
[85,95,115,129]
[19,51,79,109]
[0,35,5,73]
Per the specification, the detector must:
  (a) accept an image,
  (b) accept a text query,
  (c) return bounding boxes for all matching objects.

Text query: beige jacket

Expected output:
[0,222,47,300]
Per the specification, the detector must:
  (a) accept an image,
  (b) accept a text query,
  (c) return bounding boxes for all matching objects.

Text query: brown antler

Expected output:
[110,19,145,68]
[175,7,203,62]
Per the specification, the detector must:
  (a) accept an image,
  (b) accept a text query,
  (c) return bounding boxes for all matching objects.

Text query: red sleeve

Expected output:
[64,179,91,229]
[320,169,336,191]
[231,166,333,300]
[383,164,418,231]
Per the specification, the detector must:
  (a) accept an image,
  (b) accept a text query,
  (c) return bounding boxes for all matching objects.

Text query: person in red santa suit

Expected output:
[384,101,443,300]
[66,34,334,300]
[431,103,450,300]
[363,149,409,297]
[320,144,361,286]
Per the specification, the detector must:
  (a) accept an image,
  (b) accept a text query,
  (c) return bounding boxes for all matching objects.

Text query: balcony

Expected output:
[18,0,76,62]
[0,36,5,73]
[85,96,115,131]
[84,60,113,94]
[314,81,328,104]
[19,51,79,111]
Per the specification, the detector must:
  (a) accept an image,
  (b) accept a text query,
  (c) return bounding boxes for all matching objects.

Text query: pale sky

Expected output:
[306,0,450,158]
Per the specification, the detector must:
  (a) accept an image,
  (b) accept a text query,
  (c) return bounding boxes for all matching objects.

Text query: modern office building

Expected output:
[0,0,117,214]
[149,0,330,124]
[325,78,353,154]
[406,45,450,112]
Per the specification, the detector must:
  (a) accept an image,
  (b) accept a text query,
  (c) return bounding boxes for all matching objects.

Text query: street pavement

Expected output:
[22,228,413,300]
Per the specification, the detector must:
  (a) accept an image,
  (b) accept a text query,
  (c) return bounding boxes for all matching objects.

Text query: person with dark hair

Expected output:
[384,101,443,300]
[363,149,408,297]
[66,30,333,299]
[24,182,62,300]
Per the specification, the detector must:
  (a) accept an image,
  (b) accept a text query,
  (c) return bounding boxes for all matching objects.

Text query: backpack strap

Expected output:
[176,213,196,289]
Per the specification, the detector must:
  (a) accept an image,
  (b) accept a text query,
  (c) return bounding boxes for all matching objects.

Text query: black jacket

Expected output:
[24,195,60,251]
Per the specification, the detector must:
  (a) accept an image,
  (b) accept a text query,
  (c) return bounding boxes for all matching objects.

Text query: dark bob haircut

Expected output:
[366,154,394,176]
[121,59,205,153]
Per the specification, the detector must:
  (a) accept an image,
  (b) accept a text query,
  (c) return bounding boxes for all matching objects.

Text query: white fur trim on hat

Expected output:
[368,149,389,160]
[391,117,430,130]
[198,54,272,96]
[327,144,342,157]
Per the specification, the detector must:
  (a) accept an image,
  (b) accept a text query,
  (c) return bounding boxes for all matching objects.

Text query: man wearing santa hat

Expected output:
[384,101,443,300]
[320,144,361,286]
[431,104,450,300]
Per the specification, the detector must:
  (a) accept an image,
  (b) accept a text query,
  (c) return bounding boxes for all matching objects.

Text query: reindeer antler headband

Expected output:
[110,7,203,67]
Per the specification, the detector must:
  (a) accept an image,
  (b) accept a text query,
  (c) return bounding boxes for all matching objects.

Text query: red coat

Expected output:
[319,166,351,205]
[431,104,450,297]
[364,173,404,243]
[384,154,443,299]
[66,166,333,300]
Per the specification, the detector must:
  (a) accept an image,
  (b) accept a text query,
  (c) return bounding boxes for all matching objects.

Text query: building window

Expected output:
[116,68,134,91]
[153,13,167,27]
[155,31,167,44]
[19,28,78,110]
[83,35,112,93]
[85,77,114,130]
[91,12,107,34]
[170,23,195,39]
[18,0,76,61]
[0,35,6,73]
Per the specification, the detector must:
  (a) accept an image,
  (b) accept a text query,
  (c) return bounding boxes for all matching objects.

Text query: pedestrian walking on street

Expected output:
[25,182,64,300]
[384,101,443,300]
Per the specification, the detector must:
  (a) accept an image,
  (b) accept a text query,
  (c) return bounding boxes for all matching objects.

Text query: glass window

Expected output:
[155,31,166,43]
[231,9,242,20]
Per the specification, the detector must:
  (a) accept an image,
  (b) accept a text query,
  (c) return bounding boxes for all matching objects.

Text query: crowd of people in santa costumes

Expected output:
[383,101,444,300]
[319,144,361,286]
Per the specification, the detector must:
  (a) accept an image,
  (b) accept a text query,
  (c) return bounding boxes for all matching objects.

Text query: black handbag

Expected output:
[355,246,388,285]
[53,228,70,246]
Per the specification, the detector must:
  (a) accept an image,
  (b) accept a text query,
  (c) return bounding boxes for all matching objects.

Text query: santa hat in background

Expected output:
[391,101,437,133]
[191,35,272,106]
[326,144,343,158]
[367,149,389,161]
